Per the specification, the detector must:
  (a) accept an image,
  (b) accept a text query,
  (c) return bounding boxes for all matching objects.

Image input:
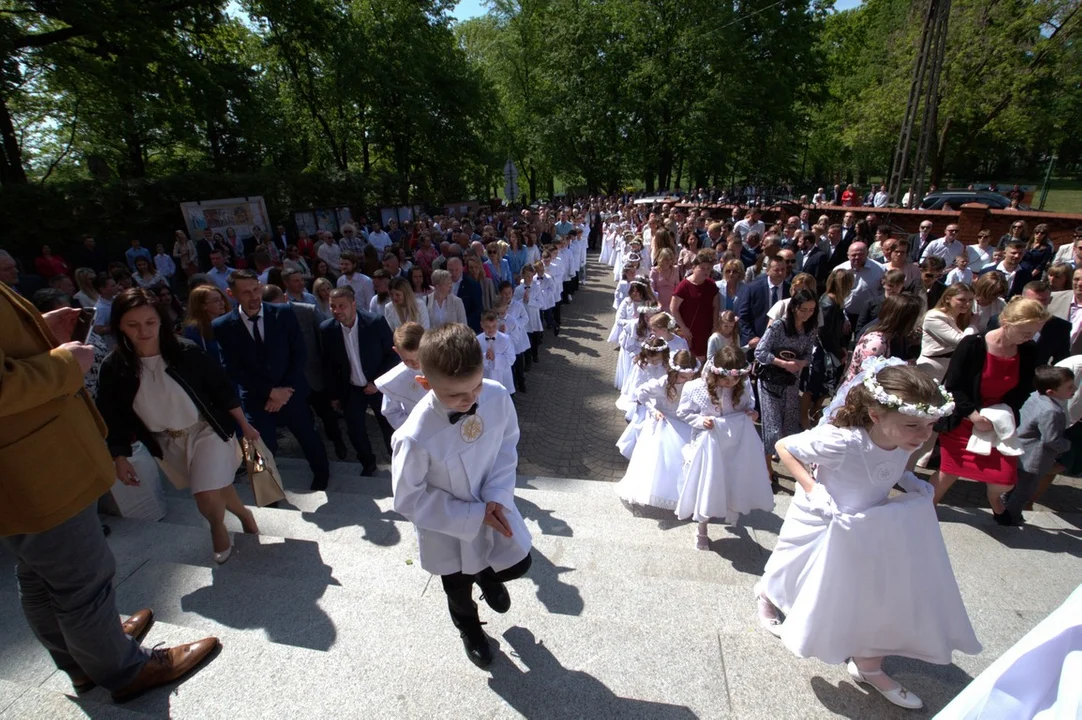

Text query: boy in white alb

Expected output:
[391,324,533,668]
[374,322,429,430]
[478,310,516,395]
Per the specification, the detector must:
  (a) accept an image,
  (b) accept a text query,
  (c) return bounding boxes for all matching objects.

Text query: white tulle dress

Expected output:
[617,359,665,418]
[675,378,774,523]
[615,377,693,508]
[759,424,982,665]
[615,366,671,458]
[600,229,614,265]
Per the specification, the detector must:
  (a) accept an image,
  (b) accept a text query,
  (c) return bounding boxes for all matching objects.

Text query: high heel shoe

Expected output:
[846,659,923,710]
[213,544,233,565]
[754,587,784,638]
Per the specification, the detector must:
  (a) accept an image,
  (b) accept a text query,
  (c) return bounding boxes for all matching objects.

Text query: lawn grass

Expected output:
[1043,179,1082,215]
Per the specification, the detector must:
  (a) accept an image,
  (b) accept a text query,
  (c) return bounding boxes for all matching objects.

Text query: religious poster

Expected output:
[180,196,271,245]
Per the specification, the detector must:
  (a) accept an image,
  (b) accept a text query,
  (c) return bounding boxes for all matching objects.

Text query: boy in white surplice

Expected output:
[391,323,533,668]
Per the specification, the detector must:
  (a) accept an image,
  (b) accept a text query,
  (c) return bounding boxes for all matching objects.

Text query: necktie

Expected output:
[771,285,779,305]
[449,403,478,425]
[249,315,263,346]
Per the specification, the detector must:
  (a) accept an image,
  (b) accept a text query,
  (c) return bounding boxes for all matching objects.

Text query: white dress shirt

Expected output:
[337,272,374,308]
[207,266,234,292]
[966,244,995,273]
[340,319,368,387]
[921,237,965,263]
[733,219,766,241]
[318,241,342,270]
[837,260,884,315]
[368,231,392,253]
[239,309,265,342]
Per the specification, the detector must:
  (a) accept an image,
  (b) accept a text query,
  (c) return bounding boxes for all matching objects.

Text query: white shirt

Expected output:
[318,241,342,270]
[337,272,374,308]
[921,237,965,263]
[966,244,995,273]
[340,319,368,387]
[873,191,889,208]
[207,266,234,292]
[133,355,200,432]
[257,269,271,285]
[733,219,766,241]
[994,261,1019,288]
[837,260,884,315]
[239,309,265,342]
[154,254,176,277]
[368,230,392,253]
[1068,297,1082,347]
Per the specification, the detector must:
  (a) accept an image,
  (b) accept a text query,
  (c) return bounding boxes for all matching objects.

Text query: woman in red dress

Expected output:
[34,244,71,279]
[670,250,720,361]
[932,297,1049,520]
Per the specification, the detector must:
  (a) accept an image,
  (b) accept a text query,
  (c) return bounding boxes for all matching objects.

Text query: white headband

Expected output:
[862,373,955,418]
[636,304,661,315]
[703,358,751,377]
[641,336,669,351]
[669,357,701,373]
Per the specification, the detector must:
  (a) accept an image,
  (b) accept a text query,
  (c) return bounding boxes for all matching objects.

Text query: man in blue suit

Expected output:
[320,287,399,477]
[214,270,331,490]
[448,256,482,332]
[738,255,791,348]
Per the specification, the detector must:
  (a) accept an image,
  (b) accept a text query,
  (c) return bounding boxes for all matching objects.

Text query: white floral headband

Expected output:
[626,252,642,263]
[703,359,751,377]
[669,357,701,373]
[636,304,661,315]
[862,373,955,418]
[641,336,669,351]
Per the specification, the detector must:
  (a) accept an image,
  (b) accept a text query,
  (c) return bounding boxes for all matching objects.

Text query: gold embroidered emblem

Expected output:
[461,415,484,443]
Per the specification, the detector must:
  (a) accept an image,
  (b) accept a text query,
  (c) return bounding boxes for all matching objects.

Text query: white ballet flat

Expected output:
[846,660,923,710]
[213,545,233,565]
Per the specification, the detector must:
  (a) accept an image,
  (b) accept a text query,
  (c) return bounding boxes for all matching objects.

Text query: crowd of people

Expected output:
[601,201,1082,710]
[2,195,1080,711]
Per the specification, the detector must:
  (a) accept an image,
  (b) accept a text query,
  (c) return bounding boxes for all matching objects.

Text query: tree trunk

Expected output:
[527,166,537,202]
[122,104,146,178]
[0,92,28,185]
[930,116,953,188]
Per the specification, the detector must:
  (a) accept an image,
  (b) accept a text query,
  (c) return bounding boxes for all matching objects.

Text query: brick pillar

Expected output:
[957,204,988,247]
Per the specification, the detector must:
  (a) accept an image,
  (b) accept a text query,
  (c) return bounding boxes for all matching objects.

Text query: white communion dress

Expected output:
[759,424,982,665]
[617,360,666,420]
[675,377,774,524]
[615,377,693,509]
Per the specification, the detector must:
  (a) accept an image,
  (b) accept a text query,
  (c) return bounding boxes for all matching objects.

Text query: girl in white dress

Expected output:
[616,350,699,506]
[617,335,670,420]
[599,224,615,265]
[676,346,774,549]
[645,312,689,356]
[615,298,661,393]
[610,281,656,387]
[756,363,981,711]
[612,260,641,310]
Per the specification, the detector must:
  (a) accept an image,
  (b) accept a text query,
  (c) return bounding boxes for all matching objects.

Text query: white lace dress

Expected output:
[675,378,774,523]
[760,425,982,664]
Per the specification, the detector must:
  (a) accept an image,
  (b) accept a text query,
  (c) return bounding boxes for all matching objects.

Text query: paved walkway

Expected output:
[280,254,1082,514]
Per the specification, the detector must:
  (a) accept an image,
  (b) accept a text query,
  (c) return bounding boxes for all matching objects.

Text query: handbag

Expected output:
[754,349,799,396]
[243,437,286,507]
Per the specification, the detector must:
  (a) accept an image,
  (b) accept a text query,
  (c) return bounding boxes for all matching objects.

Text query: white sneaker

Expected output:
[846,660,923,710]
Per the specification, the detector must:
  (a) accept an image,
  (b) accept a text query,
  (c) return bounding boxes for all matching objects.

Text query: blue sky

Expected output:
[450,0,863,22]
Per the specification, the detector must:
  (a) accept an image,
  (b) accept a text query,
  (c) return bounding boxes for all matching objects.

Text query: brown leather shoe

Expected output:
[122,608,154,642]
[111,637,220,703]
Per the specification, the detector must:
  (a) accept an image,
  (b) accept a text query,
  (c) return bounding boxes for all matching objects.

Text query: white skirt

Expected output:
[616,405,648,459]
[936,584,1081,719]
[761,486,982,665]
[155,419,241,494]
[614,347,634,389]
[676,414,774,523]
[616,413,693,509]
[600,237,613,265]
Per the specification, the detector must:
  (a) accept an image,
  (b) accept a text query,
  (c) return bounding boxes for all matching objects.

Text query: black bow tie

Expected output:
[485,336,496,341]
[449,403,478,425]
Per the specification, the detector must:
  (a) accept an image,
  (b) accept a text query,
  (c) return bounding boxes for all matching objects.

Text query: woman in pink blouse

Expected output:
[650,248,680,312]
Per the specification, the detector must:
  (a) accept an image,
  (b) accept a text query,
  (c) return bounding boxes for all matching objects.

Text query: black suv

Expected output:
[920,190,1013,210]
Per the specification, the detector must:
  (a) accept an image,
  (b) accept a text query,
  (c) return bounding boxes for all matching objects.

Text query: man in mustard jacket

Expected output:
[0,280,218,702]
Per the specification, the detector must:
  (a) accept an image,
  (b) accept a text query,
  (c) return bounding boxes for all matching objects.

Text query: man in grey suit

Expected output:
[1048,267,1082,357]
[263,286,347,459]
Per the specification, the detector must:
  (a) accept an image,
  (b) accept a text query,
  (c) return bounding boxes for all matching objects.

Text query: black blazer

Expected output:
[213,302,309,408]
[738,277,790,345]
[800,245,829,290]
[96,340,240,459]
[319,310,399,401]
[827,236,852,272]
[986,314,1070,366]
[935,334,1038,433]
[457,276,483,332]
[977,265,1028,298]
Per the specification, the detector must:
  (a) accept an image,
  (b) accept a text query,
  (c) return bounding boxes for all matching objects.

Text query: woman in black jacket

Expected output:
[931,297,1049,521]
[97,288,261,563]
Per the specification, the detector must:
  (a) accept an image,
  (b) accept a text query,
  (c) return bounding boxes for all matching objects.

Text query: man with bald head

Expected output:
[448,256,482,332]
[837,241,884,327]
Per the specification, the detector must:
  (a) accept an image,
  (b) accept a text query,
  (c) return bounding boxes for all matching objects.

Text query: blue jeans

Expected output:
[2,504,150,690]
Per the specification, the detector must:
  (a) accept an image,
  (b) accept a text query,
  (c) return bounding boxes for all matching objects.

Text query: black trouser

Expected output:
[512,353,527,391]
[528,331,542,362]
[561,280,572,304]
[551,302,562,332]
[441,552,532,629]
[343,385,394,466]
[309,388,344,447]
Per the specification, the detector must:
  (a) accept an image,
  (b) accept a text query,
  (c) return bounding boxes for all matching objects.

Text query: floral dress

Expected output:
[754,319,816,454]
[843,331,890,384]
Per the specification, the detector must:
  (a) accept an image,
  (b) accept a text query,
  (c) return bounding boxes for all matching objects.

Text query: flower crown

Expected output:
[626,252,642,263]
[703,359,751,377]
[641,334,669,351]
[862,373,955,418]
[669,357,701,373]
[636,304,661,315]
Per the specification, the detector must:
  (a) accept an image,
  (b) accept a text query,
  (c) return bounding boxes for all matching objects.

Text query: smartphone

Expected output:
[72,308,96,344]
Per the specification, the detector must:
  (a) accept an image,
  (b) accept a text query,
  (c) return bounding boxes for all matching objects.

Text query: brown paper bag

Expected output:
[243,437,286,507]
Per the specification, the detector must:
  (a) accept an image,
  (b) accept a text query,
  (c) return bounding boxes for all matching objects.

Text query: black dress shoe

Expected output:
[311,476,329,492]
[361,463,378,477]
[993,509,1021,526]
[460,625,493,668]
[477,578,511,614]
[333,440,348,461]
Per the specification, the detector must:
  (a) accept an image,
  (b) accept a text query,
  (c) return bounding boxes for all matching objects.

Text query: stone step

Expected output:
[157,493,780,573]
[62,561,730,719]
[0,678,153,719]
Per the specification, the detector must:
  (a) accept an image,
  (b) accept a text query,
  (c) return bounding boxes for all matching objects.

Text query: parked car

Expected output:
[920,190,1013,210]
